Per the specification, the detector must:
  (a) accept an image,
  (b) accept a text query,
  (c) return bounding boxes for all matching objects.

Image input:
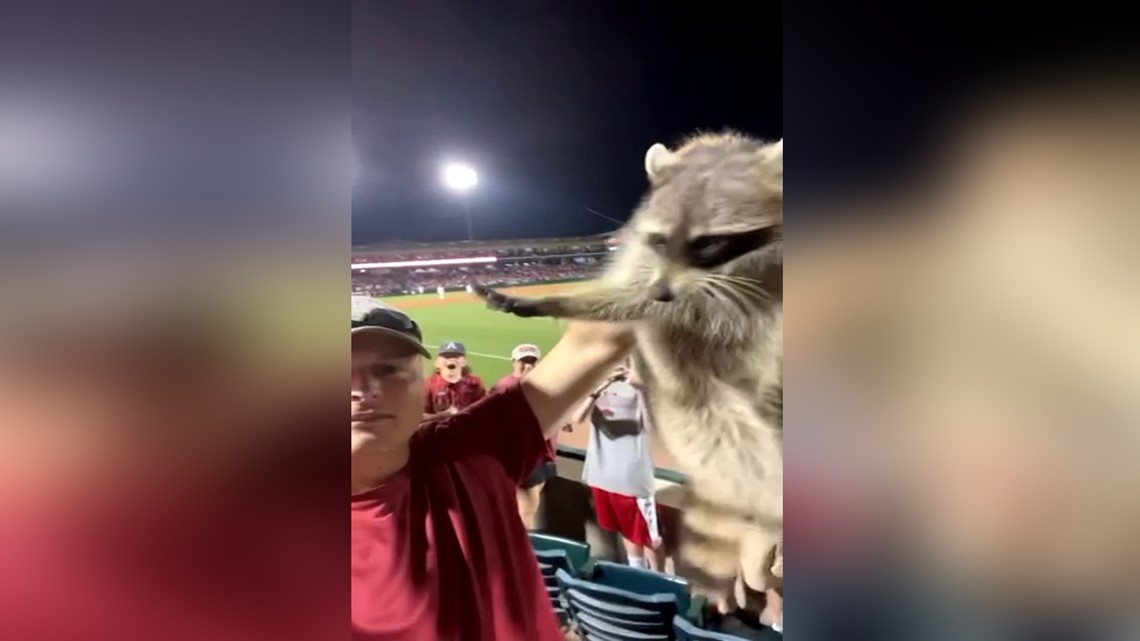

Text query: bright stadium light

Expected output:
[441,162,478,192]
[440,160,479,240]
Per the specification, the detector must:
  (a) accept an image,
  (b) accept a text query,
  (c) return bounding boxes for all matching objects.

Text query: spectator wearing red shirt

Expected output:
[422,341,486,421]
[351,296,633,640]
[492,343,557,530]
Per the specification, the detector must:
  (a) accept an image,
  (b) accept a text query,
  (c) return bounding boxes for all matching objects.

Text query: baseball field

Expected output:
[382,282,583,382]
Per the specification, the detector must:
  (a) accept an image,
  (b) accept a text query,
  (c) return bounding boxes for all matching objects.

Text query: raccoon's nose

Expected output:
[650,281,675,302]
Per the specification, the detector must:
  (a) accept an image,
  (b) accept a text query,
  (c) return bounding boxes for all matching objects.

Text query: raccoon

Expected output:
[475,131,783,604]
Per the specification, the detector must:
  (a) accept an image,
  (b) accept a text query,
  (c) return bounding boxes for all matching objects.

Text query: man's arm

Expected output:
[520,320,635,440]
[560,395,599,433]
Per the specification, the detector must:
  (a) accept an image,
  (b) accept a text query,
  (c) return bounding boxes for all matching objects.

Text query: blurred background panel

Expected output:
[785,2,1140,638]
[0,1,348,639]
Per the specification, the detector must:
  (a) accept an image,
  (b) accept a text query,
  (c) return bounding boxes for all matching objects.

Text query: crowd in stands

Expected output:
[351,242,610,266]
[352,255,604,296]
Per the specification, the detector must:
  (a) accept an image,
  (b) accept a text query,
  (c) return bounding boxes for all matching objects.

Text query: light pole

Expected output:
[441,162,478,241]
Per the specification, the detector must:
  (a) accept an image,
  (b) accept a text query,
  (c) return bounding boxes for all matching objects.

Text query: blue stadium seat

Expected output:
[589,560,710,624]
[555,568,678,638]
[534,549,575,626]
[575,611,671,640]
[565,588,665,626]
[529,532,591,572]
[590,561,693,615]
[534,548,576,577]
[673,614,782,640]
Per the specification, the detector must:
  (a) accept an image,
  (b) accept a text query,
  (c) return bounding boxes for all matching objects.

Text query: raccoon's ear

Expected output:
[644,143,678,184]
[756,139,783,195]
[760,138,783,163]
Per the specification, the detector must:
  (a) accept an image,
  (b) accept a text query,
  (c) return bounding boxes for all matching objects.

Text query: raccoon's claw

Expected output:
[473,285,544,318]
[473,285,517,313]
[471,284,501,305]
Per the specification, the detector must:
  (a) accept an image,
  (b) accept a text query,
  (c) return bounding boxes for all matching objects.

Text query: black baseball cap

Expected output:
[351,296,430,357]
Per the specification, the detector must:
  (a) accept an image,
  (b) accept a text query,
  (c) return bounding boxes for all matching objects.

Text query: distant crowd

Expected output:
[351,242,610,266]
[352,247,608,297]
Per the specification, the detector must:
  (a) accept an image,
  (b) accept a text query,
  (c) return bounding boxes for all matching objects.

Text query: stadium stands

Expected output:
[351,235,614,295]
[535,548,576,626]
[532,537,782,640]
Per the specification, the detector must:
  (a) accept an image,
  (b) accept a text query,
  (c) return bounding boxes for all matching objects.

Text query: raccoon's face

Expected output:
[630,134,782,304]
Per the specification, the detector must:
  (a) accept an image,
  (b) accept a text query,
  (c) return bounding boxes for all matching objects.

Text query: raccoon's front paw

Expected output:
[758,588,783,633]
[472,285,545,318]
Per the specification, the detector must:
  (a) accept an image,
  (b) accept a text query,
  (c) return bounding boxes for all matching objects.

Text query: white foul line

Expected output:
[464,350,513,361]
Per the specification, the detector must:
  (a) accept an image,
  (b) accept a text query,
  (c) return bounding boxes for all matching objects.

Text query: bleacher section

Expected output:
[530,533,782,640]
[350,234,615,296]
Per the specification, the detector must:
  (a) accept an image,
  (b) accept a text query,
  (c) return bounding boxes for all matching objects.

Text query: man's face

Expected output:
[435,352,467,374]
[513,356,538,376]
[351,333,424,455]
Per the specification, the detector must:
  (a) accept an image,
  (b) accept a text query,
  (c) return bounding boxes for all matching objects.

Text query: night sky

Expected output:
[351,1,781,245]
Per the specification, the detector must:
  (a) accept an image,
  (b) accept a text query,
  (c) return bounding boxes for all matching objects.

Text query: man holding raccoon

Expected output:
[351,296,634,640]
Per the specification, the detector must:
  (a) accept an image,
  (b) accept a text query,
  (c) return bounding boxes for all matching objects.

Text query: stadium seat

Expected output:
[565,588,664,626]
[529,532,591,573]
[673,614,783,641]
[590,561,691,610]
[534,548,577,577]
[589,560,708,624]
[575,611,671,640]
[534,549,575,626]
[555,568,679,638]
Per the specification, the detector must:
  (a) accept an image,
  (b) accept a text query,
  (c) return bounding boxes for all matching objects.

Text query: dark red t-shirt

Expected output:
[423,372,487,414]
[352,386,561,640]
[492,374,557,465]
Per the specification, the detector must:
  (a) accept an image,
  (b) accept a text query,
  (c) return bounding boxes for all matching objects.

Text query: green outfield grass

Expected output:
[381,284,577,383]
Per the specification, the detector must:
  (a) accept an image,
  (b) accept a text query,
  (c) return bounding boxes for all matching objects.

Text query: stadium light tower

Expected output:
[441,161,478,241]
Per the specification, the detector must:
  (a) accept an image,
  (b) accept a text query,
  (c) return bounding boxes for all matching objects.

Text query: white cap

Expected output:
[594,383,640,421]
[511,343,542,361]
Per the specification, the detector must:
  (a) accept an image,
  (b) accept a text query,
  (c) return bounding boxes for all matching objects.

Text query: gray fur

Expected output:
[476,131,783,600]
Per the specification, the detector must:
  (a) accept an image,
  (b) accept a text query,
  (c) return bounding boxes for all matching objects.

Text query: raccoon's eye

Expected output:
[646,233,669,254]
[687,227,775,268]
[688,236,731,265]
